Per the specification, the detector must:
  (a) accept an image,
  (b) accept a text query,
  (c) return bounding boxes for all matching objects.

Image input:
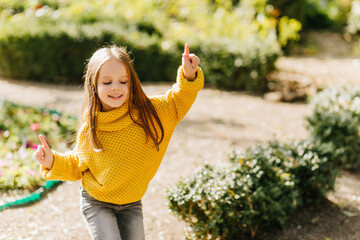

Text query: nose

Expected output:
[111,82,122,91]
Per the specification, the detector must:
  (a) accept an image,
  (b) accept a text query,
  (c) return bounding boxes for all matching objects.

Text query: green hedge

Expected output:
[193,38,279,92]
[307,84,360,169]
[0,18,174,84]
[0,17,279,92]
[167,140,340,239]
[0,0,304,92]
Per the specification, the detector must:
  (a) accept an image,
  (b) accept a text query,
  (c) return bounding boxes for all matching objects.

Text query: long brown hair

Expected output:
[81,45,164,151]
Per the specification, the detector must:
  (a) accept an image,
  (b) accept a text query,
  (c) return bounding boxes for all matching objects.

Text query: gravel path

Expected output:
[0,56,359,239]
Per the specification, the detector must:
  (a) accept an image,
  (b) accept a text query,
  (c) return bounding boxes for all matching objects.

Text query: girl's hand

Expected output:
[182,44,200,81]
[34,135,54,169]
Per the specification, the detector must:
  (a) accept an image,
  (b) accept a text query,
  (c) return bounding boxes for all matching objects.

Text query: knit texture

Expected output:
[40,66,204,204]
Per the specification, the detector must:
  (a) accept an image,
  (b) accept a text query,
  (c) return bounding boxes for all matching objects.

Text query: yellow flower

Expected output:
[280,173,290,180]
[228,189,235,197]
[75,6,83,14]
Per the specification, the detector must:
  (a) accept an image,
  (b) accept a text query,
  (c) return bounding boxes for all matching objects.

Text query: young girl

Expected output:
[33,44,204,240]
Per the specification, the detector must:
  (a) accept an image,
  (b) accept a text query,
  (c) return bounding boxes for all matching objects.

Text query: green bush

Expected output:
[167,139,339,239]
[184,38,279,92]
[0,16,279,92]
[167,83,360,239]
[347,0,360,34]
[307,84,360,169]
[249,139,340,205]
[0,16,173,84]
[0,0,304,92]
[268,0,352,31]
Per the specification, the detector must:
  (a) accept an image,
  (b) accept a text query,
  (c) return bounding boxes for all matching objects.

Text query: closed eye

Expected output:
[103,82,111,85]
[120,81,128,84]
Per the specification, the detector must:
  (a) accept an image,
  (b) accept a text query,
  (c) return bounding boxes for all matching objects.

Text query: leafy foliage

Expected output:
[167,139,340,239]
[307,84,360,169]
[268,0,352,31]
[0,0,303,92]
[168,84,360,239]
[0,99,76,191]
[347,0,360,34]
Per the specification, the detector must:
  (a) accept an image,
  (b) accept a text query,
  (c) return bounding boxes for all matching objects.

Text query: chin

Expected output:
[114,102,125,108]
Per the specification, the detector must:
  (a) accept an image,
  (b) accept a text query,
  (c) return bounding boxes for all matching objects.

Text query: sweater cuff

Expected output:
[177,66,204,92]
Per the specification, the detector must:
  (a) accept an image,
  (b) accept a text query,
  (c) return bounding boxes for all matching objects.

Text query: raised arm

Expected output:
[162,44,204,124]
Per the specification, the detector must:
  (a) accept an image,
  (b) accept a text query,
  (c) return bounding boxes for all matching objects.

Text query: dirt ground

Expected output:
[1,33,360,239]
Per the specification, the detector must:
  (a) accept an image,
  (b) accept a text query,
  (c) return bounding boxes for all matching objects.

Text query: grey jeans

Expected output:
[79,187,145,240]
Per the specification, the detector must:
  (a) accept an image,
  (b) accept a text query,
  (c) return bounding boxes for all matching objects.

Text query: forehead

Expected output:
[98,59,128,77]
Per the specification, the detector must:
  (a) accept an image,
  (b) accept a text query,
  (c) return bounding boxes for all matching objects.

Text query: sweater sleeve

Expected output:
[162,66,204,125]
[40,150,87,181]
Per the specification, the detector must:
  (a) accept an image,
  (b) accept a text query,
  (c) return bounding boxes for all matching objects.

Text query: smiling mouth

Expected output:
[109,95,122,100]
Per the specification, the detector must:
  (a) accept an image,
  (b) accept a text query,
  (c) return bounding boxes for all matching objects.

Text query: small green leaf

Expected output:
[342,210,358,218]
[311,216,319,223]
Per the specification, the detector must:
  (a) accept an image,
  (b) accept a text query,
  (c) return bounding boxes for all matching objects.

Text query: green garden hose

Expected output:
[0,180,62,211]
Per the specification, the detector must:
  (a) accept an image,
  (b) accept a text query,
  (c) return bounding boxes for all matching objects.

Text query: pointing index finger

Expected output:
[184,43,190,58]
[39,135,50,149]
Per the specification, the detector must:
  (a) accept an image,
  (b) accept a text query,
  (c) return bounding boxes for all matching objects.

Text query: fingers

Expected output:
[182,44,200,80]
[182,44,200,67]
[189,54,200,68]
[34,145,45,161]
[184,43,190,58]
[184,54,200,68]
[39,134,50,149]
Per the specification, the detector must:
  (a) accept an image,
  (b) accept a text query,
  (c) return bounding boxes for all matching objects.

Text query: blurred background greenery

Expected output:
[0,0,359,92]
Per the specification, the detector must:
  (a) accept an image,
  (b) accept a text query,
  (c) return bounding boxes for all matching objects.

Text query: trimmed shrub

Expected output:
[167,139,339,239]
[193,38,279,92]
[251,139,340,205]
[167,83,360,239]
[307,84,360,169]
[0,17,172,84]
[0,0,305,92]
[0,16,279,92]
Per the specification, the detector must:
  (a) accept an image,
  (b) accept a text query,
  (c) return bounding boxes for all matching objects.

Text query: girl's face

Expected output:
[97,60,129,112]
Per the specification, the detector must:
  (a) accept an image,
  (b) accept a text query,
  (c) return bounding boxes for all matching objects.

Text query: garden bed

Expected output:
[0,99,76,208]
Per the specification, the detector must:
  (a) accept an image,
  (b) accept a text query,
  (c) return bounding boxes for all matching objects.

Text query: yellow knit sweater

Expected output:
[40,66,204,204]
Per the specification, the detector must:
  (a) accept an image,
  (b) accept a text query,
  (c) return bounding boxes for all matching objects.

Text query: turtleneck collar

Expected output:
[97,102,129,122]
[84,101,139,132]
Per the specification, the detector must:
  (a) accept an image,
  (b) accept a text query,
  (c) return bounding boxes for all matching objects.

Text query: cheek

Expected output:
[96,86,103,96]
[95,82,101,94]
[123,84,130,95]
[97,83,109,93]
[96,85,108,101]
